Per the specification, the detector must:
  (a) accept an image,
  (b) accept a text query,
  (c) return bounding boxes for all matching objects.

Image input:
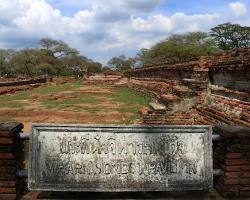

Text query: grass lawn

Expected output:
[0,81,151,170]
[0,81,150,124]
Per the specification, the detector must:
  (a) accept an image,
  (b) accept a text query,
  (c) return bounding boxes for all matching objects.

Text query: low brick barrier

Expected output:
[0,122,250,199]
[0,78,46,87]
[213,126,250,198]
[0,122,24,200]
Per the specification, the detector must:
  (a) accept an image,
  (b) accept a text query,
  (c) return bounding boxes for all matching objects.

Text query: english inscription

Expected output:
[29,124,212,191]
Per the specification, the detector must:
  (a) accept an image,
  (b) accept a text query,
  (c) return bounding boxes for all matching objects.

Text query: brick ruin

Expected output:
[127,47,250,198]
[0,78,47,96]
[0,122,25,200]
[0,49,249,199]
[127,48,250,127]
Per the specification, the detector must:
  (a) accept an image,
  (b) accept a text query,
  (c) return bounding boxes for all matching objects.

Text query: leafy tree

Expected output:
[34,63,55,76]
[107,55,134,71]
[0,49,16,76]
[86,61,102,74]
[39,38,79,58]
[141,32,219,63]
[0,37,103,77]
[101,66,111,72]
[11,49,44,76]
[210,23,250,50]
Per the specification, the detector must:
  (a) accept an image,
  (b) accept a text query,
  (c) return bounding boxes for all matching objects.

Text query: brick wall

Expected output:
[0,122,25,200]
[0,78,46,87]
[127,48,250,197]
[213,126,250,198]
[127,48,250,127]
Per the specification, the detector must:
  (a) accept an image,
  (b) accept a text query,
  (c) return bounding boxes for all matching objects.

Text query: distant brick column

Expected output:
[0,122,25,200]
[213,126,250,198]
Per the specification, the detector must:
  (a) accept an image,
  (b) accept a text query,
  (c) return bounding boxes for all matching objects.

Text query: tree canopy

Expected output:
[140,32,220,64]
[107,55,135,71]
[210,22,250,50]
[0,38,104,77]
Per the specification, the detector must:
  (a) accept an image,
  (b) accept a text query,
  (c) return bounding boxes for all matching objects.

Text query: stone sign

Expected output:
[29,124,213,192]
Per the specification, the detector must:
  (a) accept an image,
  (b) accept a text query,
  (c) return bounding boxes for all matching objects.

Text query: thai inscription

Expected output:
[29,124,212,191]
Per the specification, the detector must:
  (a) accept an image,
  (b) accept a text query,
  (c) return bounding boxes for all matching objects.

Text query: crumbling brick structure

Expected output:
[0,122,25,200]
[127,48,250,198]
[213,126,250,198]
[0,78,47,96]
[127,48,250,127]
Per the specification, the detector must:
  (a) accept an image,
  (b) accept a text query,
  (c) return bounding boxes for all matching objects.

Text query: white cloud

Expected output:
[229,2,247,17]
[0,0,249,63]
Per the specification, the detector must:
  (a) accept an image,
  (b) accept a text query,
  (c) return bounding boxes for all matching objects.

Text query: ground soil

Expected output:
[0,82,143,133]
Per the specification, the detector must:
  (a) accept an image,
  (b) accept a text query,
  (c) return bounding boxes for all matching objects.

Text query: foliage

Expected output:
[210,22,250,50]
[39,38,79,58]
[107,55,135,71]
[140,32,219,63]
[0,38,105,77]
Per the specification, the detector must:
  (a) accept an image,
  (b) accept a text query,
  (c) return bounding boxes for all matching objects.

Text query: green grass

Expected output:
[122,113,142,124]
[110,86,150,106]
[0,90,31,102]
[0,90,30,108]
[0,84,149,123]
[84,107,100,113]
[42,96,100,110]
[117,107,138,113]
[0,81,84,109]
[33,81,83,94]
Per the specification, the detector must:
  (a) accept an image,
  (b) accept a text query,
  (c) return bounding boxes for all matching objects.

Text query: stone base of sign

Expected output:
[0,122,24,200]
[213,126,250,198]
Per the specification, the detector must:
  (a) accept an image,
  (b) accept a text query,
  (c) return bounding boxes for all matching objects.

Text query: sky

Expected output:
[0,0,249,64]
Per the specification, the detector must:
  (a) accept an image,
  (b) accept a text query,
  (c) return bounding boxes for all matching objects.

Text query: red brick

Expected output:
[223,165,250,172]
[227,144,250,152]
[214,182,239,197]
[240,185,250,191]
[226,153,242,159]
[0,187,16,194]
[224,172,241,178]
[218,177,239,185]
[0,160,15,166]
[240,178,250,185]
[0,153,15,160]
[242,171,250,178]
[0,194,16,200]
[225,171,250,178]
[0,174,15,181]
[0,131,13,137]
[240,191,250,197]
[226,159,250,165]
[0,181,16,187]
[0,138,14,145]
[0,167,16,174]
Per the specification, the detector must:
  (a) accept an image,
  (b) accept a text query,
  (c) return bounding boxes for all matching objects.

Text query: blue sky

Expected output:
[0,0,249,64]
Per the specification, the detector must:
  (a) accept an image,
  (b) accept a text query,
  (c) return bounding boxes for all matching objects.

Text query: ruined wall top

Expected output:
[129,47,250,74]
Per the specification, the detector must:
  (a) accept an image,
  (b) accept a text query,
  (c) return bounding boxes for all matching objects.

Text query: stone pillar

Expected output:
[0,122,24,200]
[213,126,250,198]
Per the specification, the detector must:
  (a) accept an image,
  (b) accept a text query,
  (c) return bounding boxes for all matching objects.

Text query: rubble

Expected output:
[127,48,250,127]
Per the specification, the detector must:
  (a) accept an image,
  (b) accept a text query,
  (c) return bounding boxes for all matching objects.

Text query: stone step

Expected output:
[149,102,166,112]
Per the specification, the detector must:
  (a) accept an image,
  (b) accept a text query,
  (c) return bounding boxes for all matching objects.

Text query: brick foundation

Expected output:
[213,126,250,198]
[127,48,250,127]
[0,122,24,200]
